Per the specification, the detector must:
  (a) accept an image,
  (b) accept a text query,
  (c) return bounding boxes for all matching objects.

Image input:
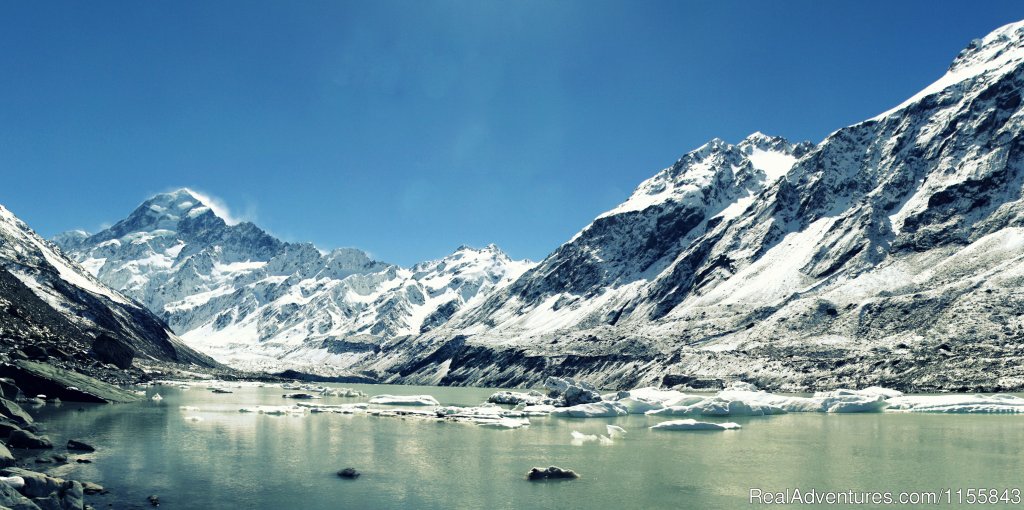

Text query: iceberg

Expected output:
[551,401,628,418]
[886,394,1024,413]
[650,419,741,431]
[369,394,440,406]
[477,417,530,429]
[570,431,613,445]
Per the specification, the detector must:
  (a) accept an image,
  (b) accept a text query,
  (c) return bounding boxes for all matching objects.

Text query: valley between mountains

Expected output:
[6,20,1024,392]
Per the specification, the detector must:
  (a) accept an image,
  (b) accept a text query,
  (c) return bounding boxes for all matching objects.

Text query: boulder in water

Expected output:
[526,466,579,481]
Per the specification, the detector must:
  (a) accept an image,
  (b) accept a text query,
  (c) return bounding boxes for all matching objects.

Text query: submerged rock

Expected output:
[281,393,318,400]
[337,468,360,479]
[526,466,579,481]
[81,481,105,495]
[65,440,95,452]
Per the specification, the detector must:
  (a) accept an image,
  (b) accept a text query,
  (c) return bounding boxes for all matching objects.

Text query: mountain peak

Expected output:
[875,19,1024,120]
[949,20,1024,73]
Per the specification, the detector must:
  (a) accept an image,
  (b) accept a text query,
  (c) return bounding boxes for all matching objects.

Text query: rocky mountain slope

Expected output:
[353,20,1024,392]
[55,190,532,373]
[0,203,217,382]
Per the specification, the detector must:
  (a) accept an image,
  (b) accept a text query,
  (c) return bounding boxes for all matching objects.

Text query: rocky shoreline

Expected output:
[0,375,109,510]
[0,358,283,509]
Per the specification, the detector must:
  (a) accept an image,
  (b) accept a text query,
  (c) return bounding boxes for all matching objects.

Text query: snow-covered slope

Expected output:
[359,20,1024,392]
[0,203,215,369]
[56,189,532,372]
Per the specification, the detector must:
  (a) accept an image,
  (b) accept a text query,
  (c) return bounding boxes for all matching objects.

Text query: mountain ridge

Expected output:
[53,19,1024,392]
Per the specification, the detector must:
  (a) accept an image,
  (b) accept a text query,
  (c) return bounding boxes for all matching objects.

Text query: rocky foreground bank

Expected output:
[0,374,111,510]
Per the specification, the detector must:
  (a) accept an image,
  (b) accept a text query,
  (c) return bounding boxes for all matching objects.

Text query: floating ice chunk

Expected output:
[822,396,889,413]
[570,431,598,443]
[179,406,201,411]
[552,401,628,418]
[520,404,556,416]
[604,387,703,414]
[300,403,369,414]
[886,394,1024,413]
[488,390,549,406]
[325,388,366,398]
[151,393,163,401]
[477,417,530,429]
[238,405,307,416]
[650,419,741,431]
[570,431,614,445]
[647,396,786,417]
[606,425,627,437]
[369,394,440,406]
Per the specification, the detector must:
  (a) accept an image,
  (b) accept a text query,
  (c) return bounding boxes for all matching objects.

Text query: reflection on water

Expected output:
[29,385,1024,509]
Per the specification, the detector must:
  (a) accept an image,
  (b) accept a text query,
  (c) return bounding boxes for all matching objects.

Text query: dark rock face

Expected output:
[7,430,53,450]
[89,334,135,370]
[0,362,141,404]
[0,398,33,427]
[0,205,220,375]
[0,443,14,467]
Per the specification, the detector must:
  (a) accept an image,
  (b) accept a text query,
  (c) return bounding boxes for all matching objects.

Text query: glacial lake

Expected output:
[26,383,1024,509]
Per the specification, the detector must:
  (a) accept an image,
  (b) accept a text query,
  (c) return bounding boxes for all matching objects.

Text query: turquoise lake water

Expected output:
[26,383,1024,509]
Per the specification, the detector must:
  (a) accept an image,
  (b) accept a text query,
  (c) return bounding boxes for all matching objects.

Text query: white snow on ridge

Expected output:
[747,148,797,183]
[873,20,1024,120]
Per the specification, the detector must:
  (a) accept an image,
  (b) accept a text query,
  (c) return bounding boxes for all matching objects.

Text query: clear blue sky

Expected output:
[2,1,1022,265]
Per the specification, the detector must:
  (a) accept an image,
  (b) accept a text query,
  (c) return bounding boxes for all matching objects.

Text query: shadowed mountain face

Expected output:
[351,21,1024,392]
[0,204,217,376]
[55,189,533,373]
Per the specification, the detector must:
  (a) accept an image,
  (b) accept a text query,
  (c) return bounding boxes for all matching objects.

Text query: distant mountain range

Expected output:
[0,203,216,378]
[41,20,1024,391]
[54,190,532,376]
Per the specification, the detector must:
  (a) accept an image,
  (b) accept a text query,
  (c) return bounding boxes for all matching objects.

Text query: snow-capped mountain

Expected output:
[55,189,532,372]
[359,20,1024,392]
[0,203,215,371]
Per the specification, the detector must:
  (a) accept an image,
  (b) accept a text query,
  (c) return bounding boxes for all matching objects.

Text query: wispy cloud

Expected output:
[172,187,256,226]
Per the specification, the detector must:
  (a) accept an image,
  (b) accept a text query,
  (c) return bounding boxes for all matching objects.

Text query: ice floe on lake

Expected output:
[650,419,741,431]
[886,393,1024,413]
[551,401,628,418]
[570,430,614,445]
[369,394,441,406]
